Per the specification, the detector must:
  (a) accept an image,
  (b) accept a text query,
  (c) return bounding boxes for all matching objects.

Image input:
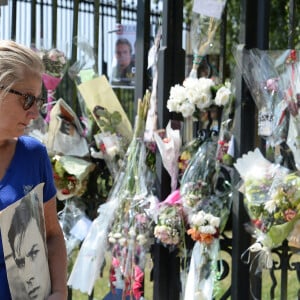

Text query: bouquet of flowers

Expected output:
[234,148,300,270]
[179,133,232,299]
[167,77,232,118]
[279,50,300,169]
[38,47,68,122]
[233,47,287,145]
[67,90,157,298]
[166,76,232,146]
[152,190,187,251]
[180,136,219,209]
[51,155,95,200]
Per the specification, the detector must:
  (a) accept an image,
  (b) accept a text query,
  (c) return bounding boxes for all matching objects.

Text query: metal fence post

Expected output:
[153,1,185,299]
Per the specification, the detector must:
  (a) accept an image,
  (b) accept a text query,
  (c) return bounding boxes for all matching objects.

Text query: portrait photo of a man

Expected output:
[0,183,51,300]
[110,24,136,86]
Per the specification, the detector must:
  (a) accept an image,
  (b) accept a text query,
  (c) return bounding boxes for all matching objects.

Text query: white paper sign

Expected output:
[193,0,226,20]
[70,216,92,241]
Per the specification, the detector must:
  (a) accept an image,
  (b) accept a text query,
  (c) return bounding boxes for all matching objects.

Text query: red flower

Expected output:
[53,172,60,179]
[61,188,70,195]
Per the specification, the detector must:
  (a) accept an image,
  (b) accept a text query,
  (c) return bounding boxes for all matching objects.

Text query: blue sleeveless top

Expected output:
[0,136,56,299]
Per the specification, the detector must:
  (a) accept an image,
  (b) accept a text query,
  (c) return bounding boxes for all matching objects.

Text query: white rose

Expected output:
[169,84,186,103]
[196,92,212,109]
[183,77,198,89]
[198,77,214,94]
[215,86,231,106]
[167,98,180,112]
[185,87,200,105]
[180,101,195,117]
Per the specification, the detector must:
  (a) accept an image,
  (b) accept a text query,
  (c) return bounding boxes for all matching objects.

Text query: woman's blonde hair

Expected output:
[0,40,44,89]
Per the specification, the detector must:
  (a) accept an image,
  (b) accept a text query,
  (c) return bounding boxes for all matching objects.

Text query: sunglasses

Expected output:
[0,86,46,110]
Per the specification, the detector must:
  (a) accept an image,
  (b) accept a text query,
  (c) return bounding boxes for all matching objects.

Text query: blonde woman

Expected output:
[0,40,67,300]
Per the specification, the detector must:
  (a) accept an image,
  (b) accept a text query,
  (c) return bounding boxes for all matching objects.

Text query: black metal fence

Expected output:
[1,1,300,300]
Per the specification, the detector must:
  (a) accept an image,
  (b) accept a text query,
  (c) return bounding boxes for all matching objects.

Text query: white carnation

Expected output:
[167,98,181,112]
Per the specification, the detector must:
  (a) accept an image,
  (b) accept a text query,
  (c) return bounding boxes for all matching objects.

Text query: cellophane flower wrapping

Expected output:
[38,47,68,122]
[179,134,232,299]
[106,92,157,300]
[278,50,300,169]
[154,121,182,192]
[152,190,187,253]
[68,38,98,141]
[51,155,95,200]
[93,131,124,178]
[234,148,300,270]
[58,199,91,258]
[189,0,225,78]
[180,138,218,210]
[233,47,286,144]
[68,91,156,298]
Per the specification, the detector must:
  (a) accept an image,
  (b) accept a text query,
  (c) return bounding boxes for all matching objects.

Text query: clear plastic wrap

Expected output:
[189,12,221,78]
[180,136,232,300]
[58,200,91,256]
[234,47,285,142]
[234,148,300,270]
[68,92,155,298]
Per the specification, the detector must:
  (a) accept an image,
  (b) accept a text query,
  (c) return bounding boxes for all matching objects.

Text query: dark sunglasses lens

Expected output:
[23,95,35,110]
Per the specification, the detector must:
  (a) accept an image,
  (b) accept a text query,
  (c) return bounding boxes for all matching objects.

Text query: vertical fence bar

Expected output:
[153,1,185,299]
[40,0,44,44]
[219,4,227,82]
[288,0,296,49]
[116,0,122,24]
[232,0,258,299]
[71,0,79,113]
[94,0,99,75]
[30,0,36,46]
[52,0,57,47]
[11,0,17,40]
[134,0,150,112]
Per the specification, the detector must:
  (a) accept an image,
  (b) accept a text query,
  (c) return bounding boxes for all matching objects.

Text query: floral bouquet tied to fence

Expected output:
[233,47,287,145]
[67,90,156,299]
[234,148,300,270]
[38,47,67,122]
[180,135,232,300]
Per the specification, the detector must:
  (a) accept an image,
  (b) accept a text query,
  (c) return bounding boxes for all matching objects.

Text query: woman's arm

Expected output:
[44,197,68,300]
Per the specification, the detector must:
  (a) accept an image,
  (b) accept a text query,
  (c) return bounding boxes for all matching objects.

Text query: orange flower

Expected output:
[187,228,214,245]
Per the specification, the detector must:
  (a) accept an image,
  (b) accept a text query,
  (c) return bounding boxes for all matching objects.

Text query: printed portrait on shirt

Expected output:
[0,183,51,300]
